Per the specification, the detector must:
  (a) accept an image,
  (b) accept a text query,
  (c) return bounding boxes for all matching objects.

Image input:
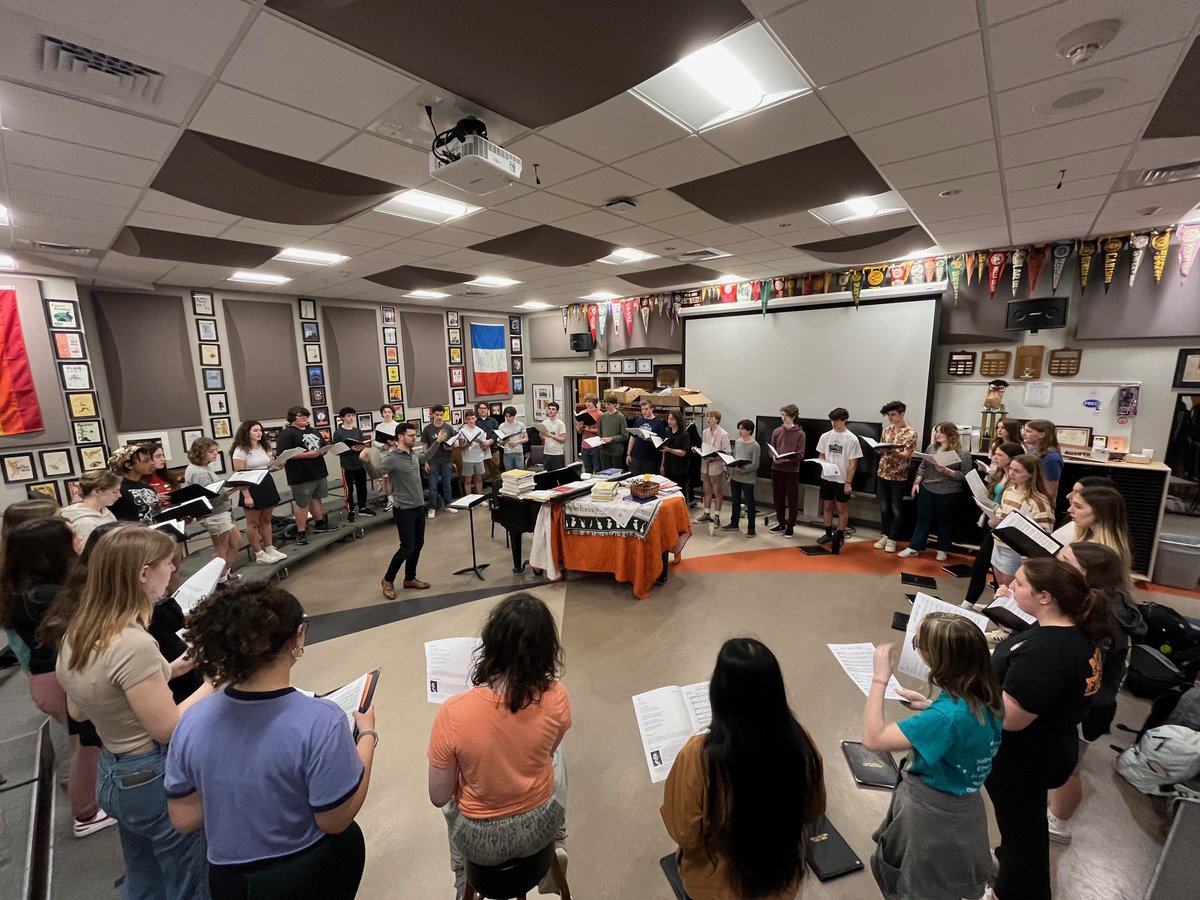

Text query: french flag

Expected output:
[470,323,510,395]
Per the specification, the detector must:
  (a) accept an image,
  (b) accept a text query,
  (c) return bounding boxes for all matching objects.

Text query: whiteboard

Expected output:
[682,298,938,436]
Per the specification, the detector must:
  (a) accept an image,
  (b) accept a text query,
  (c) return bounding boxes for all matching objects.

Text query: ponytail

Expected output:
[1023,557,1112,647]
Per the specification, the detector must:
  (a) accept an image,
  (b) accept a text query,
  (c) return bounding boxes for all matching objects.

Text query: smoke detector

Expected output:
[1054,20,1121,66]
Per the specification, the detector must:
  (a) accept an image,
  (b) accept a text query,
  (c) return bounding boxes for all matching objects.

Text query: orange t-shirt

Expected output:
[428,681,571,819]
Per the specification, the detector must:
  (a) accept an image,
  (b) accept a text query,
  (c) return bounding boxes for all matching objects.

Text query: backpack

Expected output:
[1138,603,1200,654]
[1116,725,1200,795]
[1124,645,1187,698]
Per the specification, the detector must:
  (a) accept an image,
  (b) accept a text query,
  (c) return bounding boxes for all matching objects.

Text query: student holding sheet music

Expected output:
[231,420,287,564]
[872,401,918,554]
[769,404,805,537]
[1046,543,1145,845]
[185,438,243,584]
[597,396,628,470]
[1050,485,1132,567]
[422,405,458,518]
[985,558,1109,900]
[963,442,1023,608]
[540,401,568,464]
[989,454,1055,587]
[574,393,602,473]
[722,420,761,538]
[334,407,373,523]
[661,638,825,900]
[457,408,491,496]
[815,408,863,552]
[427,594,571,898]
[473,402,502,476]
[275,406,337,546]
[896,422,971,562]
[108,444,162,523]
[627,398,669,476]
[496,405,528,472]
[59,470,120,545]
[660,410,692,496]
[166,583,376,899]
[862,614,1003,900]
[697,410,731,529]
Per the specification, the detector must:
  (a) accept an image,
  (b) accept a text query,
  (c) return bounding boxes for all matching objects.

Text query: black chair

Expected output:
[463,843,571,900]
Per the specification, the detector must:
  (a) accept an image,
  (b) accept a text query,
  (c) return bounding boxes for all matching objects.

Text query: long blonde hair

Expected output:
[917,613,1004,721]
[1074,486,1132,567]
[62,525,174,672]
[1009,453,1053,513]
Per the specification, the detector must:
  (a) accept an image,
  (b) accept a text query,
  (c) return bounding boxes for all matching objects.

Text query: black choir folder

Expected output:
[806,815,864,881]
[992,510,1062,558]
[900,572,937,589]
[841,741,900,789]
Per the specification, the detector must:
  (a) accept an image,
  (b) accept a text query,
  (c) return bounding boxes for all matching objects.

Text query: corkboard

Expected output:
[1047,347,1082,377]
[980,350,1011,377]
[1014,344,1045,380]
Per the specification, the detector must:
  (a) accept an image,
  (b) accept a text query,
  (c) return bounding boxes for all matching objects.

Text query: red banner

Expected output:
[586,303,598,340]
[1026,245,1048,295]
[0,289,47,436]
[986,251,1008,299]
[623,298,634,336]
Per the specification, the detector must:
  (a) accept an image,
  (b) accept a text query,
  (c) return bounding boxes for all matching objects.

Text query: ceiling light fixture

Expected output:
[0,253,15,270]
[938,189,962,198]
[273,247,349,266]
[597,247,659,265]
[809,191,907,226]
[405,289,450,299]
[679,45,763,114]
[228,271,291,285]
[375,189,481,225]
[580,291,620,301]
[515,301,554,310]
[465,276,522,288]
[0,204,9,226]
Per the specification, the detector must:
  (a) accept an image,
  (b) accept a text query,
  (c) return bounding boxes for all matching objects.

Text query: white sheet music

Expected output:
[986,592,1037,626]
[425,637,481,704]
[899,594,989,681]
[965,470,997,514]
[827,644,904,700]
[173,558,225,615]
[804,458,843,481]
[632,681,711,783]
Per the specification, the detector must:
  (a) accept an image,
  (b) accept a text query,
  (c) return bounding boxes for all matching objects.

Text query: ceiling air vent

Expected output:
[675,247,730,262]
[1115,161,1200,192]
[40,36,163,103]
[29,241,94,256]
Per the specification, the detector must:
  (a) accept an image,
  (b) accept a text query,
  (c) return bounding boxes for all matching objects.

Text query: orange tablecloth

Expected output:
[549,495,692,599]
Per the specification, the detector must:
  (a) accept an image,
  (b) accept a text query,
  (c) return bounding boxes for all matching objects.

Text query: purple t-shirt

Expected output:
[165,687,363,865]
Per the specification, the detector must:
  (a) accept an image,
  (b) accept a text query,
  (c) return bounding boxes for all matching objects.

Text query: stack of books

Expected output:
[499,469,537,499]
[590,481,618,501]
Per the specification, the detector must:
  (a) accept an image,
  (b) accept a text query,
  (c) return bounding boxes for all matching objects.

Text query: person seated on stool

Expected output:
[428,593,571,899]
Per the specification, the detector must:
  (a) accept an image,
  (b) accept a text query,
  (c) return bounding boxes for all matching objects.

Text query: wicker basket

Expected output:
[629,478,660,499]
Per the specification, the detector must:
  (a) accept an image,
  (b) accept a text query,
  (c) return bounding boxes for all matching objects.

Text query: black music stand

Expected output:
[450,493,491,580]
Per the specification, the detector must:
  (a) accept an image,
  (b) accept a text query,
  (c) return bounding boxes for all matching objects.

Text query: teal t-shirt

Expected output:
[897,693,1001,795]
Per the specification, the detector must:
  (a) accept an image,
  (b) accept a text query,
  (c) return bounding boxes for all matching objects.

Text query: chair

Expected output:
[463,843,571,900]
[528,445,545,469]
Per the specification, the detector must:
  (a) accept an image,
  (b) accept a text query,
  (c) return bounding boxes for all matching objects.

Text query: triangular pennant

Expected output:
[910,260,926,284]
[561,306,568,333]
[1128,233,1149,286]
[1051,243,1072,294]
[1026,245,1048,295]
[596,301,607,340]
[948,255,964,302]
[964,251,976,286]
[866,266,886,289]
[655,294,664,315]
[1077,239,1098,290]
[640,297,650,332]
[611,300,621,337]
[1151,228,1172,283]
[1101,235,1124,292]
[849,269,863,305]
[888,261,911,286]
[1010,248,1027,297]
[1178,223,1200,279]
[922,257,936,283]
[934,256,946,283]
[586,303,598,340]
[986,250,1008,299]
[623,298,634,336]
[976,252,986,284]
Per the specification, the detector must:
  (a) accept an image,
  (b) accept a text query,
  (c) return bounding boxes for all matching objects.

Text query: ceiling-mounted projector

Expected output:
[428,115,521,195]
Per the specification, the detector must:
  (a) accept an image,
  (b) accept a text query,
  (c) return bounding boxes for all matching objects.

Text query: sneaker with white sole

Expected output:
[265,547,287,562]
[255,550,275,564]
[446,507,458,514]
[897,547,919,558]
[1047,810,1072,844]
[385,498,394,511]
[426,509,436,519]
[884,539,897,553]
[873,534,888,549]
[936,550,949,562]
[74,808,117,838]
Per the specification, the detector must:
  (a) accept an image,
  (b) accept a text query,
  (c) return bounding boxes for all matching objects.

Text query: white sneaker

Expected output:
[427,509,436,519]
[1047,810,1072,844]
[936,550,949,562]
[74,808,117,838]
[897,548,919,558]
[884,539,897,553]
[265,547,287,562]
[873,534,888,549]
[255,550,274,564]
[385,498,394,511]
[446,506,459,514]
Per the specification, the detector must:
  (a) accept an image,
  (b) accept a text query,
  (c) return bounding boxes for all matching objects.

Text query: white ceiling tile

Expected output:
[983,1,1060,25]
[5,165,142,207]
[680,224,761,245]
[768,0,980,86]
[913,197,1006,225]
[9,191,132,224]
[94,255,178,279]
[833,210,919,236]
[881,142,998,189]
[220,13,418,128]
[125,211,228,237]
[933,227,1013,251]
[701,93,845,165]
[607,190,699,224]
[502,134,602,188]
[1000,103,1152,167]
[492,191,591,224]
[548,168,653,208]
[704,236,785,256]
[342,210,435,238]
[137,190,241,225]
[651,210,733,237]
[553,209,634,238]
[596,224,675,247]
[190,84,356,161]
[853,98,995,164]
[386,237,459,261]
[1003,147,1132,192]
[218,224,329,246]
[1092,211,1189,234]
[615,137,739,189]
[921,210,1010,232]
[539,92,687,163]
[1102,181,1200,212]
[745,0,804,16]
[996,43,1184,136]
[301,225,398,250]
[13,214,124,246]
[1,133,157,187]
[1008,215,1098,240]
[419,224,495,248]
[158,262,236,286]
[741,215,835,242]
[1010,197,1104,223]
[1126,136,1200,171]
[1006,174,1116,209]
[227,217,330,238]
[321,134,428,188]
[452,209,533,237]
[988,0,1200,91]
[820,35,989,132]
[0,82,178,160]
[902,172,1003,209]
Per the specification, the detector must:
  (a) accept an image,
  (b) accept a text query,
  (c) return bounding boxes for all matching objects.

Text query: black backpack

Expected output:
[1125,645,1187,699]
[1137,603,1200,654]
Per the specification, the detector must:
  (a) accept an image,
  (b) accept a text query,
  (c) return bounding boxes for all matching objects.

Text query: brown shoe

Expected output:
[403,578,430,590]
[380,579,396,600]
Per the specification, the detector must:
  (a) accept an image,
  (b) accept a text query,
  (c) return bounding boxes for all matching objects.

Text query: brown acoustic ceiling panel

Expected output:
[669,137,890,224]
[618,264,720,289]
[469,225,619,266]
[267,0,751,127]
[111,226,280,267]
[793,224,935,265]
[365,265,474,291]
[152,131,402,225]
[1144,36,1200,139]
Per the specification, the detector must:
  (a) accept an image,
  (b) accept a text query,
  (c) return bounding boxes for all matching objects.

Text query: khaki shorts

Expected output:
[461,460,485,476]
[701,471,725,487]
[201,511,236,537]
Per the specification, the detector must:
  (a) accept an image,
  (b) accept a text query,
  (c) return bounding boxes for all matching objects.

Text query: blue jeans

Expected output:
[503,451,524,471]
[908,488,961,552]
[730,480,757,532]
[98,744,208,900]
[426,462,453,510]
[581,446,602,474]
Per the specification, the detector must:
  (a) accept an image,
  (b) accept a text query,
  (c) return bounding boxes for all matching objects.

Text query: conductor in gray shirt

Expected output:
[364,421,430,599]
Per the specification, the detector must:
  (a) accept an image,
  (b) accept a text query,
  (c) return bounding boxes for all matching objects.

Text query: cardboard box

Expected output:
[603,386,644,405]
[648,388,713,407]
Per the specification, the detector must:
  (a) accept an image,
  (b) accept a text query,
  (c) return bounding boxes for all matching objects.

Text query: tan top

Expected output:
[57,625,171,754]
[661,733,825,900]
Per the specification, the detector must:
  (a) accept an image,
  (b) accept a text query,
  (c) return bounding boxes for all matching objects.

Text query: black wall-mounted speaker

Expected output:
[1005,296,1069,332]
[569,332,596,351]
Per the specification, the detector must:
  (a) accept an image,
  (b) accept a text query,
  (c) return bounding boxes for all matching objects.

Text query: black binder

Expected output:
[841,741,901,789]
[992,510,1061,558]
[806,815,864,881]
[980,604,1033,633]
[900,572,937,589]
[941,563,972,578]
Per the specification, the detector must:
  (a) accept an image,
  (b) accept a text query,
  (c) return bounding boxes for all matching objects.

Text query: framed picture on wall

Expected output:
[511,356,523,375]
[608,359,620,373]
[421,406,433,423]
[388,384,403,402]
[46,300,79,329]
[59,363,91,390]
[312,407,330,428]
[450,408,463,426]
[181,428,204,451]
[207,393,228,415]
[621,359,636,374]
[318,427,332,443]
[1057,426,1093,448]
[192,292,214,316]
[449,366,465,387]
[65,479,83,504]
[196,318,218,342]
[305,344,322,363]
[302,322,320,342]
[596,360,608,374]
[1,452,37,483]
[449,347,463,365]
[72,420,104,445]
[509,315,521,335]
[26,481,61,505]
[66,391,98,418]
[1172,348,1200,389]
[513,375,525,395]
[211,417,232,439]
[382,326,397,346]
[447,327,462,346]
[78,446,107,472]
[452,388,466,407]
[385,346,399,364]
[212,450,227,475]
[299,299,316,320]
[307,366,324,386]
[447,311,460,327]
[53,332,86,360]
[310,387,326,406]
[382,306,396,324]
[38,448,74,478]
[199,344,221,366]
[637,358,653,374]
[357,412,374,432]
[489,402,503,418]
[386,364,401,383]
[510,336,522,355]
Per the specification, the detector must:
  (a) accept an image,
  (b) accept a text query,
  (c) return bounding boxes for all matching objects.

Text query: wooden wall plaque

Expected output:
[1047,347,1082,377]
[1014,344,1045,380]
[980,350,1011,377]
[947,350,976,376]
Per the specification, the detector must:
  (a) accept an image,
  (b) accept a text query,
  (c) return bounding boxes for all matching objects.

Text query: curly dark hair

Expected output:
[185,582,305,685]
[471,593,562,713]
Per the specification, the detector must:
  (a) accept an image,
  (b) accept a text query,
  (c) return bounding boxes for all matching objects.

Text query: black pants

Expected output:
[771,470,798,527]
[965,531,996,605]
[629,457,657,476]
[876,478,907,539]
[208,822,365,900]
[342,468,368,511]
[908,488,960,551]
[384,506,425,583]
[730,481,757,532]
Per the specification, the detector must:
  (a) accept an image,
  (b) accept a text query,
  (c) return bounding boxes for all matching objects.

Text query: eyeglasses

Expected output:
[911,636,920,651]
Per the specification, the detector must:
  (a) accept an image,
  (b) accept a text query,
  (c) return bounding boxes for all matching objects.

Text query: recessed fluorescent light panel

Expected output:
[228,271,291,285]
[580,291,620,301]
[515,301,553,310]
[0,204,9,226]
[630,23,811,132]
[405,289,450,299]
[465,276,521,288]
[597,248,659,265]
[0,253,15,270]
[274,248,349,266]
[808,191,908,226]
[375,189,481,225]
